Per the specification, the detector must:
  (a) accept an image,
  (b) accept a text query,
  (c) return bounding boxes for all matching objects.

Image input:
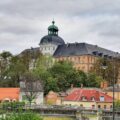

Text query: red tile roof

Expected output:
[64,88,113,102]
[0,88,20,101]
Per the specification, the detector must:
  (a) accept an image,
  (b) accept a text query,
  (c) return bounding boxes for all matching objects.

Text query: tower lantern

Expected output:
[48,20,59,35]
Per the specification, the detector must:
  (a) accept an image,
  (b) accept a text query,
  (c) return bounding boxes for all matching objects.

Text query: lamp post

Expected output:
[101,58,108,80]
[112,58,115,120]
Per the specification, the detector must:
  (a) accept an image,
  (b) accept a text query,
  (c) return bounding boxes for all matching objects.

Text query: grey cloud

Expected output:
[0,26,38,35]
[0,0,120,54]
[0,15,42,35]
[0,0,120,18]
[90,16,120,37]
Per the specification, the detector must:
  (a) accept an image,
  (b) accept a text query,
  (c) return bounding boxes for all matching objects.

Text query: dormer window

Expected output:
[81,96,87,101]
[92,51,98,56]
[104,55,108,58]
[98,53,103,57]
[91,97,95,101]
[100,96,104,102]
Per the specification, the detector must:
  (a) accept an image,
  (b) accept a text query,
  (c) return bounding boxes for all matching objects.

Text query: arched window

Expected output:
[92,105,95,109]
[12,99,16,102]
[3,98,10,102]
[110,105,112,109]
[104,105,107,109]
[98,105,101,109]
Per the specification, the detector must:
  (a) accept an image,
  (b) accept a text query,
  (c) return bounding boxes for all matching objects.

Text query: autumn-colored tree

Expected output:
[20,48,42,70]
[92,57,120,85]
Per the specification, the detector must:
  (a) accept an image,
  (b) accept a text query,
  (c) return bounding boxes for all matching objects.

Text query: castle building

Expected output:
[39,20,65,56]
[20,20,120,83]
[39,21,120,73]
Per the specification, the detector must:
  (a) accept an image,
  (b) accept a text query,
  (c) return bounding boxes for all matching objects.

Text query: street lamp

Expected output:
[112,58,116,120]
[101,58,108,80]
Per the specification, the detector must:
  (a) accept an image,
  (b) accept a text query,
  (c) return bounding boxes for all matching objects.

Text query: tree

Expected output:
[115,100,120,110]
[20,72,43,106]
[0,51,12,59]
[44,77,59,94]
[32,55,56,94]
[92,58,120,86]
[0,55,27,87]
[0,51,13,87]
[2,112,43,120]
[8,56,27,86]
[49,61,87,91]
[0,51,12,76]
[86,72,103,87]
[20,48,42,70]
[77,70,87,87]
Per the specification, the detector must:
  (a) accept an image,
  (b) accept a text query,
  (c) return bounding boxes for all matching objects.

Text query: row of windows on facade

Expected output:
[80,96,105,101]
[58,56,95,64]
[80,104,112,109]
[75,65,93,71]
[48,31,58,35]
[97,105,113,109]
[28,60,53,69]
[40,46,56,51]
[0,99,17,103]
[66,104,112,109]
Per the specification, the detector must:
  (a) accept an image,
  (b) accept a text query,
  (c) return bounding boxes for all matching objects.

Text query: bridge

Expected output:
[23,105,120,120]
[2,105,120,120]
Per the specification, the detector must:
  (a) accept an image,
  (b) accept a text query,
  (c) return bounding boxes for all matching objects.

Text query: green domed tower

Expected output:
[39,21,65,55]
[48,20,59,35]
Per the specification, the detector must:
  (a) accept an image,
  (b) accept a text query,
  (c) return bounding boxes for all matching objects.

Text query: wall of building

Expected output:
[40,43,58,55]
[63,101,97,109]
[106,91,120,100]
[96,102,112,110]
[19,92,43,104]
[45,91,62,105]
[55,55,97,72]
[63,101,112,110]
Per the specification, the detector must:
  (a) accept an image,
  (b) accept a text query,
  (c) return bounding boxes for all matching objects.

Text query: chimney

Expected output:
[71,84,74,89]
[81,84,83,88]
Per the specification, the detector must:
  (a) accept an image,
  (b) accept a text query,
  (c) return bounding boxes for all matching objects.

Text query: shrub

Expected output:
[2,101,25,110]
[0,112,43,120]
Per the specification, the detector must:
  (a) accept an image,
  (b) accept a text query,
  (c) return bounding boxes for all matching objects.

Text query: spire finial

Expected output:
[52,19,55,25]
[48,19,58,35]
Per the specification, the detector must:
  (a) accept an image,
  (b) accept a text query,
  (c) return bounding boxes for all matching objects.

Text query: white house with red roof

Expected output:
[63,88,113,110]
[0,88,20,102]
[0,87,43,105]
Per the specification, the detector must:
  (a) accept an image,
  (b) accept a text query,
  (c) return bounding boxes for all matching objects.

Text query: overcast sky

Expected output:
[0,0,120,54]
